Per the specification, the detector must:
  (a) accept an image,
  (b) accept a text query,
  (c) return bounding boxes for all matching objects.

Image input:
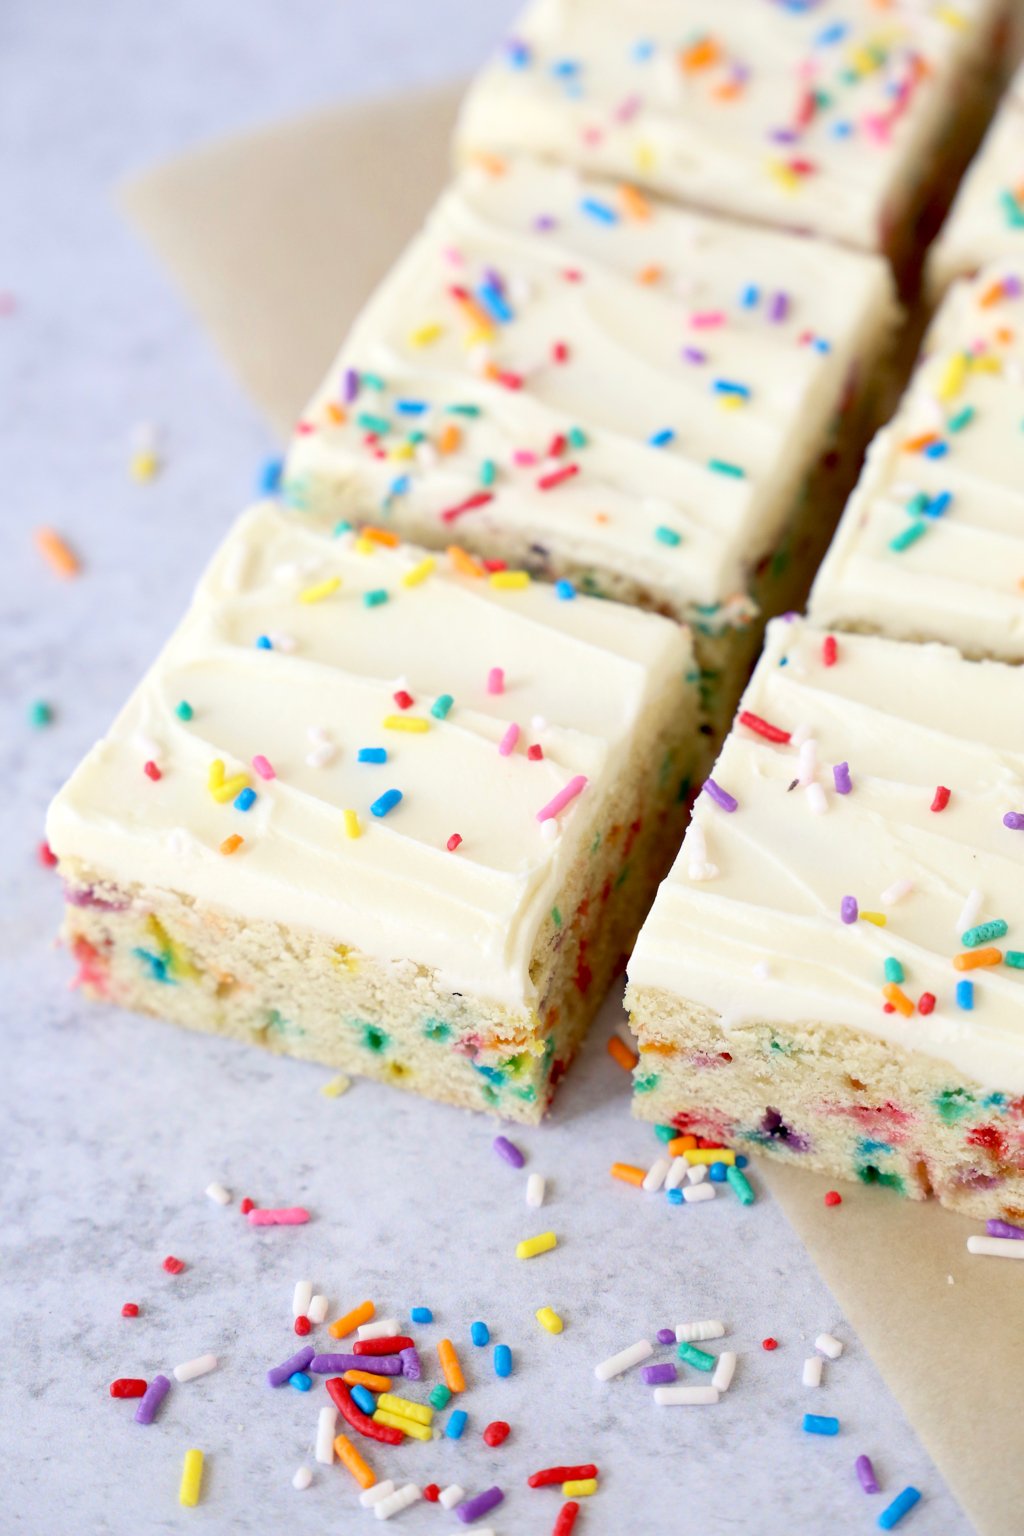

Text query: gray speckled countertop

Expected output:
[0,3,967,1532]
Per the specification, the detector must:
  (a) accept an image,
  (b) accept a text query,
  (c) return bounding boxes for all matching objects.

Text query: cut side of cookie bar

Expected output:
[810,260,1024,662]
[47,500,699,1122]
[626,617,1024,1220]
[285,156,898,738]
[455,0,1010,291]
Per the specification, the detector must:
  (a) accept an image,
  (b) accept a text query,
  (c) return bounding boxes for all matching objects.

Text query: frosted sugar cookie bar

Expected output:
[626,617,1024,1219]
[284,157,898,737]
[47,501,699,1122]
[810,259,1024,661]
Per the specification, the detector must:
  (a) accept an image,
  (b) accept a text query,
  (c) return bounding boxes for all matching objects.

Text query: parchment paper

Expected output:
[119,83,1024,1536]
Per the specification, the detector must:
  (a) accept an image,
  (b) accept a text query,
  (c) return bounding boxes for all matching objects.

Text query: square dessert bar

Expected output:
[810,259,1024,662]
[285,156,898,737]
[455,0,1010,291]
[626,617,1024,1220]
[927,63,1024,299]
[47,500,699,1122]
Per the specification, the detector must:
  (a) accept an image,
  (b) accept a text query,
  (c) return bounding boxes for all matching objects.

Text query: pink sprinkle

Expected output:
[488,667,505,695]
[143,760,161,781]
[252,755,276,780]
[247,1207,310,1227]
[499,722,520,757]
[614,93,642,123]
[512,450,539,467]
[689,310,726,330]
[447,833,463,852]
[537,774,588,823]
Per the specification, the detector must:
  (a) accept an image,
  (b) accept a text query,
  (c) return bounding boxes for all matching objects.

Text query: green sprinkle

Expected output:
[431,693,454,720]
[175,700,193,722]
[654,1124,676,1143]
[883,957,904,984]
[655,526,682,547]
[726,1165,755,1205]
[677,1341,716,1371]
[707,458,745,478]
[550,906,562,929]
[356,412,391,435]
[889,521,927,553]
[567,426,588,448]
[961,919,1007,948]
[947,405,975,433]
[446,403,481,417]
[28,700,53,728]
[480,458,497,487]
[1005,951,1024,969]
[363,588,389,607]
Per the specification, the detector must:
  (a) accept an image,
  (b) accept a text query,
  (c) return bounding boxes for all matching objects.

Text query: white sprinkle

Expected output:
[682,1183,715,1203]
[358,1318,399,1341]
[797,738,817,786]
[375,1484,421,1521]
[805,782,828,815]
[803,1356,824,1387]
[205,1182,231,1206]
[526,1173,546,1208]
[686,1162,707,1185]
[360,1481,396,1509]
[315,1405,337,1464]
[752,961,771,981]
[308,1293,329,1325]
[305,742,337,768]
[292,1281,313,1319]
[530,715,547,733]
[654,1385,720,1406]
[438,1485,465,1511]
[307,725,329,743]
[594,1339,653,1381]
[686,824,719,881]
[957,888,983,936]
[881,878,914,905]
[790,721,811,747]
[711,1351,736,1392]
[292,1466,312,1491]
[267,630,296,652]
[815,1332,844,1359]
[642,1158,670,1193]
[676,1321,725,1343]
[136,733,161,763]
[966,1235,1024,1260]
[173,1353,218,1384]
[664,1156,688,1192]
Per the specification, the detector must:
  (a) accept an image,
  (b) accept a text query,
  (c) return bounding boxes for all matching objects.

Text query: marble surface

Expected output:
[0,2,967,1531]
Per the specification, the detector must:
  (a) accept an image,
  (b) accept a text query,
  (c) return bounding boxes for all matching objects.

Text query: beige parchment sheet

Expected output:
[119,83,1024,1536]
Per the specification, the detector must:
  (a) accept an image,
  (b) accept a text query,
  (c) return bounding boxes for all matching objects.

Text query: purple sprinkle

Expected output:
[134,1373,171,1425]
[641,1362,678,1385]
[769,127,798,144]
[1004,812,1024,831]
[703,778,738,813]
[682,346,707,365]
[399,1345,422,1380]
[63,883,129,911]
[267,1345,316,1387]
[456,1486,504,1524]
[769,291,790,323]
[493,1135,525,1169]
[855,1454,880,1494]
[833,761,852,795]
[533,214,558,232]
[342,367,359,404]
[655,1327,676,1346]
[841,895,858,925]
[308,1352,403,1375]
[1003,274,1022,298]
[987,1218,1024,1240]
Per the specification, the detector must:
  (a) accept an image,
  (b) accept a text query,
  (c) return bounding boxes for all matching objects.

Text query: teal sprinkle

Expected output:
[726,1165,755,1205]
[961,919,1007,948]
[133,948,174,985]
[551,906,562,929]
[858,1138,893,1156]
[889,520,927,552]
[28,700,53,728]
[1006,951,1024,969]
[175,700,193,722]
[677,1341,716,1371]
[906,491,929,515]
[431,693,454,720]
[406,430,426,446]
[883,957,904,984]
[360,372,387,391]
[567,426,588,448]
[654,1124,676,1144]
[363,589,389,607]
[428,1383,452,1410]
[982,1092,1009,1110]
[332,519,353,537]
[857,1163,904,1193]
[423,1018,451,1042]
[655,526,682,547]
[480,459,497,487]
[634,1073,659,1094]
[707,459,745,478]
[356,411,391,434]
[947,405,975,433]
[359,1023,389,1053]
[473,1063,505,1086]
[934,1087,974,1124]
[999,189,1024,228]
[446,403,481,417]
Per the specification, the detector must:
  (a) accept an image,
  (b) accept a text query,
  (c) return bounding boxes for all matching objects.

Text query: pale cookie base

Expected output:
[626,986,1024,1221]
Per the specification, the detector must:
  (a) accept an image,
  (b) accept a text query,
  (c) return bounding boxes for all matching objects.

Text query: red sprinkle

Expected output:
[918,992,936,1016]
[883,1002,896,1014]
[240,1198,255,1216]
[738,710,791,745]
[822,635,838,667]
[143,760,162,781]
[423,1485,440,1503]
[537,463,579,492]
[824,1191,842,1207]
[931,785,951,813]
[762,1337,778,1351]
[440,491,494,525]
[163,1255,185,1275]
[121,1302,139,1318]
[447,834,463,852]
[294,1315,311,1336]
[393,690,414,710]
[353,1335,414,1356]
[553,1502,581,1536]
[527,744,543,761]
[528,1465,599,1489]
[38,840,59,868]
[552,341,570,364]
[483,1420,511,1447]
[110,1378,147,1399]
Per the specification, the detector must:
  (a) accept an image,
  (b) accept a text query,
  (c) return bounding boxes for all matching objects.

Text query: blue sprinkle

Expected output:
[736,1155,749,1169]
[830,120,854,138]
[358,747,387,764]
[493,1343,512,1378]
[256,635,272,650]
[410,1306,433,1324]
[351,1384,377,1415]
[504,39,532,69]
[923,441,948,459]
[925,490,952,517]
[709,1161,728,1182]
[289,1372,312,1392]
[551,58,580,78]
[257,456,283,495]
[816,21,849,45]
[878,1487,922,1530]
[388,474,411,500]
[649,427,676,448]
[803,1414,840,1436]
[740,284,760,309]
[632,38,655,62]
[234,787,257,812]
[470,1320,490,1347]
[812,337,832,354]
[580,196,618,225]
[370,788,403,818]
[712,379,751,399]
[477,282,514,323]
[665,1187,684,1205]
[445,1408,468,1439]
[395,399,428,415]
[555,578,577,600]
[956,979,974,1011]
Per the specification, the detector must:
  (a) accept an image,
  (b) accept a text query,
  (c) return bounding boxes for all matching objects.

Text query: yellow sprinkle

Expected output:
[373,1409,433,1442]
[684,1148,735,1166]
[719,394,745,412]
[320,1074,351,1098]
[382,715,429,733]
[767,159,800,193]
[354,536,375,555]
[970,354,1003,376]
[488,570,531,590]
[210,773,250,804]
[343,809,362,840]
[936,3,967,27]
[516,1231,557,1260]
[179,1449,204,1507]
[409,321,443,346]
[936,352,968,402]
[390,442,416,461]
[208,759,225,791]
[402,557,436,588]
[535,1306,563,1334]
[563,1478,598,1498]
[130,450,159,482]
[633,142,655,172]
[377,1393,433,1425]
[299,575,341,604]
[860,911,887,928]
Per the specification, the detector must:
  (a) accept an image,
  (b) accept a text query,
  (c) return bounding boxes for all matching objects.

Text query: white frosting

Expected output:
[629,618,1024,1092]
[286,157,895,622]
[456,0,1002,255]
[810,259,1024,661]
[928,62,1024,297]
[46,501,693,1011]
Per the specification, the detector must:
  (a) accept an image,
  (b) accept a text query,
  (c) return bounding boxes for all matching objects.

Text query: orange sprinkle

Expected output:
[438,1338,465,1394]
[447,544,484,578]
[333,1432,375,1490]
[667,1135,698,1155]
[619,183,651,221]
[995,326,1015,346]
[324,402,347,425]
[362,525,400,548]
[680,36,721,72]
[979,280,1005,308]
[438,423,462,455]
[901,431,939,453]
[953,947,1003,971]
[453,293,494,332]
[636,264,663,285]
[343,1369,391,1392]
[882,982,914,1017]
[34,526,80,578]
[219,834,243,856]
[468,150,507,178]
[607,1036,638,1071]
[610,1162,645,1187]
[328,1299,375,1340]
[712,78,744,101]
